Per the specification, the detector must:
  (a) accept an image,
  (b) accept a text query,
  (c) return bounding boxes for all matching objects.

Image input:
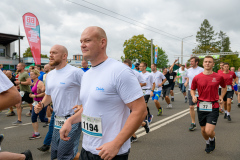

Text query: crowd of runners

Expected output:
[0,26,240,160]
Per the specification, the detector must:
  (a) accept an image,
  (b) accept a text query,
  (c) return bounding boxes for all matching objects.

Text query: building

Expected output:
[0,32,24,71]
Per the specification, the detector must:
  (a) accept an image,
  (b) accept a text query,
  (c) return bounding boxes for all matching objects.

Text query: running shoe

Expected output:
[37,144,50,152]
[209,137,216,152]
[185,97,187,103]
[29,133,41,140]
[5,109,11,114]
[227,115,231,121]
[131,136,138,143]
[238,103,240,108]
[189,123,196,131]
[43,122,49,128]
[7,111,16,117]
[148,115,153,123]
[231,100,233,104]
[168,103,173,109]
[12,120,22,125]
[205,144,211,154]
[219,108,224,114]
[21,150,33,160]
[224,113,227,119]
[171,98,174,102]
[26,112,32,117]
[143,120,150,133]
[157,108,163,116]
[0,134,4,151]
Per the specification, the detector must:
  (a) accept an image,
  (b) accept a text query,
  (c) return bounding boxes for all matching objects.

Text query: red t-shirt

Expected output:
[191,72,226,108]
[219,71,236,89]
[217,69,223,74]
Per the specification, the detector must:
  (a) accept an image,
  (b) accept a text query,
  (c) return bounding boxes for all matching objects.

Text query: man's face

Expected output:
[44,65,50,73]
[151,64,156,72]
[230,67,235,72]
[190,58,197,67]
[223,64,229,71]
[238,68,240,72]
[139,64,146,71]
[49,46,64,66]
[181,66,185,70]
[220,63,224,69]
[80,28,102,61]
[203,58,214,70]
[17,64,24,72]
[135,65,139,70]
[82,61,88,68]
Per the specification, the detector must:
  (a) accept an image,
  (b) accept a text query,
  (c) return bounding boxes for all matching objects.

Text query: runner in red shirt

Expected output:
[219,63,237,121]
[191,56,227,154]
[218,62,224,113]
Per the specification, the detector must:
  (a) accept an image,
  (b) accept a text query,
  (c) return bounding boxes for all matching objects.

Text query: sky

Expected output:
[0,0,239,65]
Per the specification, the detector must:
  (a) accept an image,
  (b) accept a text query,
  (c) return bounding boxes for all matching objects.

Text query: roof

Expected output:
[0,33,24,45]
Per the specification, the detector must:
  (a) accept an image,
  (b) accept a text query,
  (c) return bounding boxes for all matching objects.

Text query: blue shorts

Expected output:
[152,91,162,100]
[179,83,186,93]
[234,84,238,91]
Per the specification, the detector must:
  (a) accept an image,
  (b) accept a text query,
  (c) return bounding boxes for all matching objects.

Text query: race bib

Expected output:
[199,102,212,112]
[32,101,38,106]
[81,114,102,138]
[170,76,173,79]
[54,116,67,129]
[195,90,199,97]
[20,91,25,97]
[154,88,159,92]
[164,81,169,85]
[142,90,146,96]
[227,85,232,91]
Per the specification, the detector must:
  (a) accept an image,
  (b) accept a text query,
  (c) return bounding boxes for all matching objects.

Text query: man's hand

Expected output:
[150,91,154,97]
[34,102,43,114]
[96,141,121,160]
[184,82,188,87]
[192,95,197,103]
[15,81,20,85]
[60,120,72,141]
[174,59,178,63]
[219,96,223,104]
[72,105,83,113]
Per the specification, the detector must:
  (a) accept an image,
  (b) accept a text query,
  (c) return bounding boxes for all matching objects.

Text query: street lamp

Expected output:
[181,35,193,64]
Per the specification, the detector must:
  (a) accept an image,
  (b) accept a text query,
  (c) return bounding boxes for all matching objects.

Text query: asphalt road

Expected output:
[1,88,240,160]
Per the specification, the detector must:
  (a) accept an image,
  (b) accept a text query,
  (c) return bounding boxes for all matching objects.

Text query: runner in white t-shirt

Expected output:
[184,57,204,131]
[60,26,147,160]
[151,63,166,116]
[123,59,146,143]
[176,65,188,103]
[140,62,155,124]
[34,45,84,160]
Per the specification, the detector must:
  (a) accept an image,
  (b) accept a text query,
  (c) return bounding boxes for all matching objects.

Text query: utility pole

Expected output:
[151,39,153,64]
[18,26,21,63]
[181,35,193,64]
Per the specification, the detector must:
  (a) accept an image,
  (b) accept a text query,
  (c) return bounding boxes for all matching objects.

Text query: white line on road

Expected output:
[136,108,197,138]
[4,122,32,130]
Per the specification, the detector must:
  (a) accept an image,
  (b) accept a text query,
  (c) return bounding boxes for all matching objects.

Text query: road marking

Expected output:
[136,108,197,137]
[4,123,32,130]
[174,92,182,95]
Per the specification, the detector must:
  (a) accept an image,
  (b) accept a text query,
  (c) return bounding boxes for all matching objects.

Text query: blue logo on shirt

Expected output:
[96,87,104,92]
[60,82,65,84]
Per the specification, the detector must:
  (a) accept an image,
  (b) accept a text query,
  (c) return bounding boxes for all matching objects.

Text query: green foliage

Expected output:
[121,34,169,68]
[23,47,48,58]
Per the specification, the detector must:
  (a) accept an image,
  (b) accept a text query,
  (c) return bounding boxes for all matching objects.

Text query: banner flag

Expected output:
[154,45,158,64]
[22,13,41,65]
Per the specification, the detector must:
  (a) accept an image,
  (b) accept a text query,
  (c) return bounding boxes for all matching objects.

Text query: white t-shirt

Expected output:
[178,68,187,84]
[151,71,166,91]
[236,72,240,86]
[186,66,204,90]
[45,64,84,116]
[0,70,13,93]
[141,71,154,95]
[132,69,145,84]
[80,58,143,155]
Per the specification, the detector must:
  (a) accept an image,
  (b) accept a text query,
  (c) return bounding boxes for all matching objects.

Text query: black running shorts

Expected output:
[22,91,33,104]
[170,82,175,90]
[223,90,234,101]
[197,107,219,126]
[188,90,196,106]
[144,95,150,103]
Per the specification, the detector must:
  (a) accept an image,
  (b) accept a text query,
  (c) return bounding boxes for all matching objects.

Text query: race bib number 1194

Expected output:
[81,114,103,138]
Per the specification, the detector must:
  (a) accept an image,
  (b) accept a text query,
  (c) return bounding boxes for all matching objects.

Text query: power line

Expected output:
[65,0,195,43]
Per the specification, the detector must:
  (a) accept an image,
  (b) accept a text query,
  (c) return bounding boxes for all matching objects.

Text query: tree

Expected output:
[121,34,169,67]
[23,47,48,58]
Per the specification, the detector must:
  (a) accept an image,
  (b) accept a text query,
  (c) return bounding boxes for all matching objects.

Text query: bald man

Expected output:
[34,45,84,160]
[60,26,146,160]
[81,60,90,72]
